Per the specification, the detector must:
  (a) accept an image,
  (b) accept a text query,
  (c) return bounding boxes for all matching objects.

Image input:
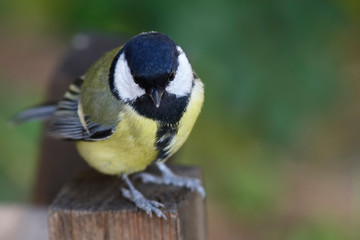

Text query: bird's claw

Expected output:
[136,172,206,198]
[121,187,167,219]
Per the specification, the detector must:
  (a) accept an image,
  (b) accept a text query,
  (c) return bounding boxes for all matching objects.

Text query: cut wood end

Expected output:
[48,165,206,240]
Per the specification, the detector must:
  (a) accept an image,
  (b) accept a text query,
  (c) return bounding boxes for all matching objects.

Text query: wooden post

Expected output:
[48,166,207,240]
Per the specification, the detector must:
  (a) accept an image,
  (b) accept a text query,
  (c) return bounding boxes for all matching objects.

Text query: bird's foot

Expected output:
[121,175,166,219]
[136,163,206,198]
[121,187,166,219]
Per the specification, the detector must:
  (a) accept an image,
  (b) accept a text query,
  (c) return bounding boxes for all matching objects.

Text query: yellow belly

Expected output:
[76,105,158,175]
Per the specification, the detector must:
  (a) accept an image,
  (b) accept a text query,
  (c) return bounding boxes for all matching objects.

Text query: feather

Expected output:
[11,104,57,126]
[47,77,114,141]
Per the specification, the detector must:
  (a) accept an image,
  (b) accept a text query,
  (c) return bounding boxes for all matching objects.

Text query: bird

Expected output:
[13,32,205,218]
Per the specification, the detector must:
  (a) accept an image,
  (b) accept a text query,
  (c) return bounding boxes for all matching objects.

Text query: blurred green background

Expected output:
[1,0,360,239]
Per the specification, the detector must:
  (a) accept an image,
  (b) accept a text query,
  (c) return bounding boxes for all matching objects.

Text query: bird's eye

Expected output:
[169,71,175,81]
[133,77,139,84]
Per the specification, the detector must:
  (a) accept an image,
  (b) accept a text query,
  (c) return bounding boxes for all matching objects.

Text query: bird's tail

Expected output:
[11,104,57,126]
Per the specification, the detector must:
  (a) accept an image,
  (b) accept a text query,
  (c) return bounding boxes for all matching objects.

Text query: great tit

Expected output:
[14,32,204,218]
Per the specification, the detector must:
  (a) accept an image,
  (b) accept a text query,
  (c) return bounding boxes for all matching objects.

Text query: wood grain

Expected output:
[48,165,207,240]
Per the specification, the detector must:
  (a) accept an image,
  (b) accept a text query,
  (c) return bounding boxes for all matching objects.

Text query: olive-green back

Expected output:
[81,46,124,127]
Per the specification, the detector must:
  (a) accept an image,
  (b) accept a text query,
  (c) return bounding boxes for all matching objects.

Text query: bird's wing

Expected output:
[47,77,116,141]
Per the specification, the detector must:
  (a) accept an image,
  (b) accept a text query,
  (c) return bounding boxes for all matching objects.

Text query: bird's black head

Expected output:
[110,32,194,123]
[124,33,179,100]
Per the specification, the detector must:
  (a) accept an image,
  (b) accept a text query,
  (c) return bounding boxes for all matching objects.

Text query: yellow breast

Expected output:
[76,78,204,176]
[76,105,158,175]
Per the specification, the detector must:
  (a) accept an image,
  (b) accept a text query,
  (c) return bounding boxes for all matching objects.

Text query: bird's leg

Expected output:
[120,174,166,219]
[136,162,206,198]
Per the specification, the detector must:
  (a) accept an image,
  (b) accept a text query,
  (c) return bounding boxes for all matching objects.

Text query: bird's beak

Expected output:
[148,88,164,108]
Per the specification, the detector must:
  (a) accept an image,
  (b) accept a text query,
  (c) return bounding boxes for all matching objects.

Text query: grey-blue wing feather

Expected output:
[11,104,57,125]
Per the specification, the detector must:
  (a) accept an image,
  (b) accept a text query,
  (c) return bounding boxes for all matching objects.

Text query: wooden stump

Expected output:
[48,166,207,240]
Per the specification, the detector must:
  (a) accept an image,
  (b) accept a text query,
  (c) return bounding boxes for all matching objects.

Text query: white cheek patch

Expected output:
[114,54,146,101]
[166,46,193,97]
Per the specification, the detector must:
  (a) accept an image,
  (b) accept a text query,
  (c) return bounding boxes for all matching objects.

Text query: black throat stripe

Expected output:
[155,122,179,161]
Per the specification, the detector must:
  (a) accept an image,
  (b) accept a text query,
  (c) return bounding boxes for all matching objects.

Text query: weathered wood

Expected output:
[48,166,207,240]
